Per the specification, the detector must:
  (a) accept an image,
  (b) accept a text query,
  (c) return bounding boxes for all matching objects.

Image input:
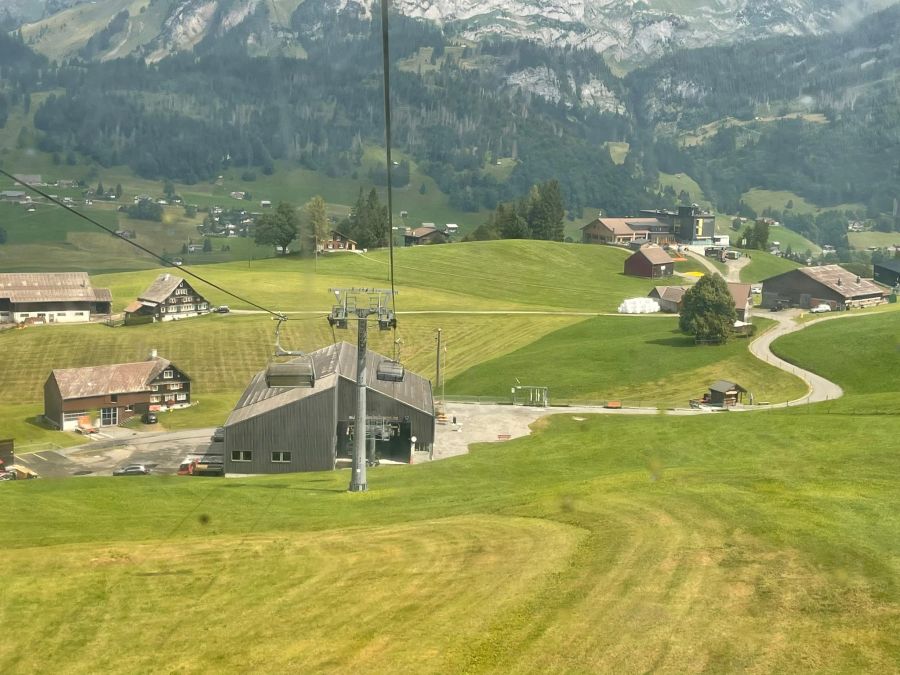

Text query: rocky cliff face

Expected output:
[23,0,890,65]
[382,0,859,61]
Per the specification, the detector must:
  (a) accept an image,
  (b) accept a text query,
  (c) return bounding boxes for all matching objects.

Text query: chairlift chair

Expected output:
[376,359,405,382]
[265,315,316,388]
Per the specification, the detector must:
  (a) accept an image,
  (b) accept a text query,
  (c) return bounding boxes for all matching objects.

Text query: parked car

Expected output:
[113,464,151,476]
[211,426,226,443]
[770,302,786,312]
[216,305,230,313]
[141,412,158,424]
[810,303,832,313]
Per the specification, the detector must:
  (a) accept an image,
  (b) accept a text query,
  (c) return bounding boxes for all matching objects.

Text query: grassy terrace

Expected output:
[94,240,686,313]
[447,316,805,406]
[739,250,802,283]
[1,309,899,671]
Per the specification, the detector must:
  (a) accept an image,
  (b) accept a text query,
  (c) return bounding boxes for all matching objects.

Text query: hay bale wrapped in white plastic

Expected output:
[617,297,661,314]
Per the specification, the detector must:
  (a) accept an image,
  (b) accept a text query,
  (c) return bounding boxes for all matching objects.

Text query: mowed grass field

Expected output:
[446,316,806,406]
[2,310,900,671]
[94,240,685,313]
[739,250,802,283]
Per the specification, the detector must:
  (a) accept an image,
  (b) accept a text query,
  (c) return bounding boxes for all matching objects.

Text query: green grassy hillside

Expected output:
[94,240,684,313]
[446,316,805,406]
[2,309,900,670]
[739,250,802,283]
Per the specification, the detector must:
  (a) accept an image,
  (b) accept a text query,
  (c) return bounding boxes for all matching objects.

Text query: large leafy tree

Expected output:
[255,202,299,253]
[679,274,737,343]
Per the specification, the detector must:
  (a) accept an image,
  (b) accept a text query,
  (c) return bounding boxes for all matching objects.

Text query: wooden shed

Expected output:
[707,380,746,407]
[624,245,674,279]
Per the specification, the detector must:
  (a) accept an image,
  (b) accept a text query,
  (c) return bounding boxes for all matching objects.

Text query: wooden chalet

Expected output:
[124,274,211,325]
[321,230,357,252]
[44,352,191,430]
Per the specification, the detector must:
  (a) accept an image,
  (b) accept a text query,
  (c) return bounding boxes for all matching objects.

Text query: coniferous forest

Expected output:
[0,2,899,233]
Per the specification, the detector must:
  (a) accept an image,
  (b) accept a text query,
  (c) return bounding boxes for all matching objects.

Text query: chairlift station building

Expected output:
[223,342,435,474]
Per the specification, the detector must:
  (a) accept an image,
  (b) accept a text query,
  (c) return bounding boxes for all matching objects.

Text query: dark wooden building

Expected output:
[874,260,900,288]
[624,245,674,278]
[0,273,111,325]
[404,226,448,246]
[44,352,191,430]
[224,342,434,474]
[761,265,886,310]
[707,380,746,407]
[124,274,211,324]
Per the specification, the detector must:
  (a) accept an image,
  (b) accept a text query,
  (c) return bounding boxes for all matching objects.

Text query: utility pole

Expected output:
[435,328,442,403]
[328,288,396,493]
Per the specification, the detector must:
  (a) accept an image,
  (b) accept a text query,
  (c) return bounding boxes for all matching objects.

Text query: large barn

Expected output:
[224,342,434,474]
[761,265,887,310]
[0,273,111,324]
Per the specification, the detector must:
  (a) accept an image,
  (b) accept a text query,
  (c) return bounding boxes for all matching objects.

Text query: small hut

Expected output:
[707,380,746,407]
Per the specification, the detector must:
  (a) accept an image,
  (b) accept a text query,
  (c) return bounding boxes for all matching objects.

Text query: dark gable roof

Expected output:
[630,245,673,266]
[0,273,111,304]
[138,274,185,304]
[227,342,433,426]
[709,380,746,393]
[875,259,900,274]
[51,358,171,400]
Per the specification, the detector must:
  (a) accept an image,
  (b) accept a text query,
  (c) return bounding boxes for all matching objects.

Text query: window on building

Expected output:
[151,385,159,391]
[125,404,134,412]
[232,450,251,462]
[176,393,187,401]
[272,451,292,463]
[169,297,177,304]
[150,395,161,403]
[110,394,118,403]
[164,394,175,402]
[168,383,181,390]
[163,370,173,379]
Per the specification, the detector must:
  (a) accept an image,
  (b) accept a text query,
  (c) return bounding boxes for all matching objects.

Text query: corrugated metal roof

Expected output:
[51,358,171,400]
[138,274,184,304]
[799,265,885,298]
[227,342,434,425]
[0,273,111,303]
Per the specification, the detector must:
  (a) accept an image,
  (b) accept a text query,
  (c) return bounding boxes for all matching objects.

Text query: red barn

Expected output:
[624,245,674,278]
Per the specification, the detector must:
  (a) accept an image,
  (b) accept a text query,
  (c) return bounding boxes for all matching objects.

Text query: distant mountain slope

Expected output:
[18,0,892,64]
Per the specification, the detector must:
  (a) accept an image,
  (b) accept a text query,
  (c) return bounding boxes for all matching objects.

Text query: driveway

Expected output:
[17,429,217,479]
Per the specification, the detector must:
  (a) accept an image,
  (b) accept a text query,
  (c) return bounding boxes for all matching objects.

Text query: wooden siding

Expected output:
[225,387,338,474]
[43,375,63,428]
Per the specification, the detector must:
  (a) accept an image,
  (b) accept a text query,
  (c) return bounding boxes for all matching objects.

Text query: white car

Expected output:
[810,303,832,313]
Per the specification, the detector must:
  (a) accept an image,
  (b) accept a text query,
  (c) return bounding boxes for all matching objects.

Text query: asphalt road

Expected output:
[16,428,218,479]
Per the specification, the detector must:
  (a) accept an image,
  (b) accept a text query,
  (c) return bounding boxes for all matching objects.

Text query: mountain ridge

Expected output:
[17,0,894,64]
